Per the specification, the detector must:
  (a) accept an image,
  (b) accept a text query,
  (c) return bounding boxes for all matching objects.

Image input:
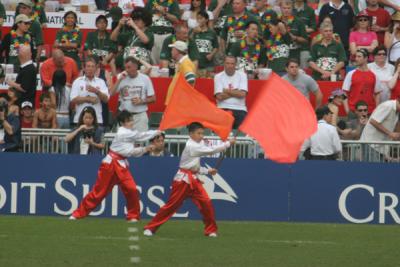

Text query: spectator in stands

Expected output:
[54,11,83,69]
[364,0,391,46]
[94,58,113,131]
[31,0,48,27]
[144,132,174,157]
[110,57,155,132]
[49,70,71,129]
[118,0,145,16]
[0,14,33,66]
[169,41,197,85]
[111,8,154,70]
[228,21,266,78]
[309,22,346,81]
[220,0,258,53]
[303,106,342,160]
[32,92,57,129]
[70,57,110,126]
[0,95,21,152]
[84,15,117,73]
[342,49,381,114]
[384,12,400,64]
[214,55,248,129]
[20,101,34,128]
[0,1,6,40]
[208,0,233,35]
[15,0,44,64]
[379,0,400,15]
[318,0,355,56]
[145,0,180,64]
[182,0,214,30]
[160,24,199,76]
[311,17,341,46]
[282,59,323,109]
[7,88,20,116]
[368,46,394,102]
[343,100,369,139]
[40,49,79,89]
[327,88,346,127]
[249,0,277,34]
[349,11,378,62]
[7,45,37,106]
[264,19,291,76]
[279,0,308,64]
[191,11,219,78]
[65,106,104,155]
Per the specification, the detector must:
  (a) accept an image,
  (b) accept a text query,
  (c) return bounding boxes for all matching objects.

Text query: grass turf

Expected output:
[0,216,398,267]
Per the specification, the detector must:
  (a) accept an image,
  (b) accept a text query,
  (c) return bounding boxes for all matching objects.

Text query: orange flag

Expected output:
[160,73,234,140]
[239,73,317,163]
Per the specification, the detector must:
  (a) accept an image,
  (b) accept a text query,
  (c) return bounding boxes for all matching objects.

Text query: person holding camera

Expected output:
[65,106,104,155]
[0,95,21,152]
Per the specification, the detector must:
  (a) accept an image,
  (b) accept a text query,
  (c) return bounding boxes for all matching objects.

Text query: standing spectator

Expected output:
[7,45,37,107]
[214,55,248,129]
[342,49,381,114]
[191,11,219,78]
[319,0,355,56]
[32,93,57,129]
[0,96,21,152]
[54,11,83,69]
[208,0,233,35]
[70,57,110,126]
[20,101,34,128]
[65,106,104,155]
[249,0,277,34]
[145,0,180,64]
[169,41,197,85]
[160,24,199,76]
[144,132,174,156]
[303,106,342,160]
[385,12,400,64]
[282,59,323,109]
[349,11,378,62]
[31,0,48,27]
[49,70,71,129]
[364,0,391,46]
[40,49,79,89]
[110,57,156,132]
[182,0,214,31]
[368,46,394,102]
[228,21,266,78]
[309,22,347,81]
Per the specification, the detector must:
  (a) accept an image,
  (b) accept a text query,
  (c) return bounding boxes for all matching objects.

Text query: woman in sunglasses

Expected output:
[368,46,394,102]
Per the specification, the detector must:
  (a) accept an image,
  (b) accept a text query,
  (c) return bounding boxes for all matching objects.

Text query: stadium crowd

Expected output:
[0,0,400,161]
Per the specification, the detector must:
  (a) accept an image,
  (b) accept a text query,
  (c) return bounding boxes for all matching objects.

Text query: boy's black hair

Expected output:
[188,122,204,133]
[40,92,51,102]
[117,110,133,124]
[197,10,209,21]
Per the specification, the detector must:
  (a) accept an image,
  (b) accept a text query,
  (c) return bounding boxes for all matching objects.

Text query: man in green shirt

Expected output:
[249,0,277,34]
[145,0,180,64]
[208,0,233,35]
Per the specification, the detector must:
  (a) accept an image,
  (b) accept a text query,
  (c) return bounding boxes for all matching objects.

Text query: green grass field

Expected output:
[0,216,399,267]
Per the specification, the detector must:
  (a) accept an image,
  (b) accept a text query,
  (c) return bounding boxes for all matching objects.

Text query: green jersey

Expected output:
[145,0,180,34]
[228,38,266,73]
[84,30,117,60]
[191,29,219,69]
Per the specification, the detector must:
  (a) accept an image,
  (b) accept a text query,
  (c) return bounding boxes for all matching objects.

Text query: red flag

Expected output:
[239,73,317,163]
[160,73,234,140]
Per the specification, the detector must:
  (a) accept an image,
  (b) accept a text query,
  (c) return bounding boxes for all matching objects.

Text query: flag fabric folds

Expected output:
[160,73,234,140]
[239,73,317,163]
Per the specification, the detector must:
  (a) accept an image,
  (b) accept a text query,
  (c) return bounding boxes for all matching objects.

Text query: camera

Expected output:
[82,129,95,139]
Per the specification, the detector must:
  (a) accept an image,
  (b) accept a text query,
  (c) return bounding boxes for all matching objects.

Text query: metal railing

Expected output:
[339,140,400,163]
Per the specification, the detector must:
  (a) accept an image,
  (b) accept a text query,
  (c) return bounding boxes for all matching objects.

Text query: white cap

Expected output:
[21,101,33,109]
[168,41,188,52]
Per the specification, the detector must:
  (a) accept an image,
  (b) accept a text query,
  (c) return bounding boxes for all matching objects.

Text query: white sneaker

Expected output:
[208,233,217,237]
[69,215,77,220]
[128,219,138,223]
[143,229,153,236]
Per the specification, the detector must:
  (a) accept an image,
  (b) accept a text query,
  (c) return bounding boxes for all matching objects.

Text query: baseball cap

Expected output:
[168,41,188,52]
[21,101,33,109]
[15,14,32,24]
[329,89,347,100]
[18,0,34,8]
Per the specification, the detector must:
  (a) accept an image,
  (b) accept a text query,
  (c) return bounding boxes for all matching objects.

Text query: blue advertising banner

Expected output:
[0,153,399,224]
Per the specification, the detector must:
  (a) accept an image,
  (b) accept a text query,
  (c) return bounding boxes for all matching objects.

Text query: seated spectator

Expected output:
[32,92,57,129]
[384,12,400,64]
[49,70,71,129]
[327,88,346,127]
[20,101,34,128]
[40,49,79,89]
[144,132,173,157]
[311,17,341,46]
[214,55,248,129]
[190,11,218,78]
[343,100,369,140]
[364,0,391,46]
[349,11,378,62]
[368,46,394,103]
[7,87,20,116]
[228,21,266,78]
[309,22,346,81]
[0,95,21,152]
[182,0,214,31]
[65,106,104,155]
[342,49,381,114]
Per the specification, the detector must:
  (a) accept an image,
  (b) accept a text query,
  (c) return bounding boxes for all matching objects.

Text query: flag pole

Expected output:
[214,130,240,170]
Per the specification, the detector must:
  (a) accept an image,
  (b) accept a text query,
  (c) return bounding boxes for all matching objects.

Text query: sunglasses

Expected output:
[357,109,368,112]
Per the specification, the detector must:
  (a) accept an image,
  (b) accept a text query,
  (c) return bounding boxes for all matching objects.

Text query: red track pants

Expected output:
[72,155,140,220]
[144,179,217,235]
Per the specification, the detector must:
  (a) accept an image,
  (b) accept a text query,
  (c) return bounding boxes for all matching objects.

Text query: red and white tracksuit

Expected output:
[72,127,159,220]
[144,138,230,235]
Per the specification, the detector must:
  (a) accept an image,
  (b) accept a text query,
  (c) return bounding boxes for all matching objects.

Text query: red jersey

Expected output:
[365,8,391,45]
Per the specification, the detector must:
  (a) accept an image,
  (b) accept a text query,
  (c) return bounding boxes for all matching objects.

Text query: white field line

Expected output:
[255,239,337,245]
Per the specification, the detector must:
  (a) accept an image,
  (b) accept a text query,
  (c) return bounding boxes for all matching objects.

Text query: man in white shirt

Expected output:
[214,56,248,129]
[304,106,342,160]
[70,57,110,125]
[111,57,156,132]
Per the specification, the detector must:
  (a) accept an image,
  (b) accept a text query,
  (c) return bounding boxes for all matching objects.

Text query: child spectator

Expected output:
[20,101,34,128]
[144,132,174,157]
[32,92,57,129]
